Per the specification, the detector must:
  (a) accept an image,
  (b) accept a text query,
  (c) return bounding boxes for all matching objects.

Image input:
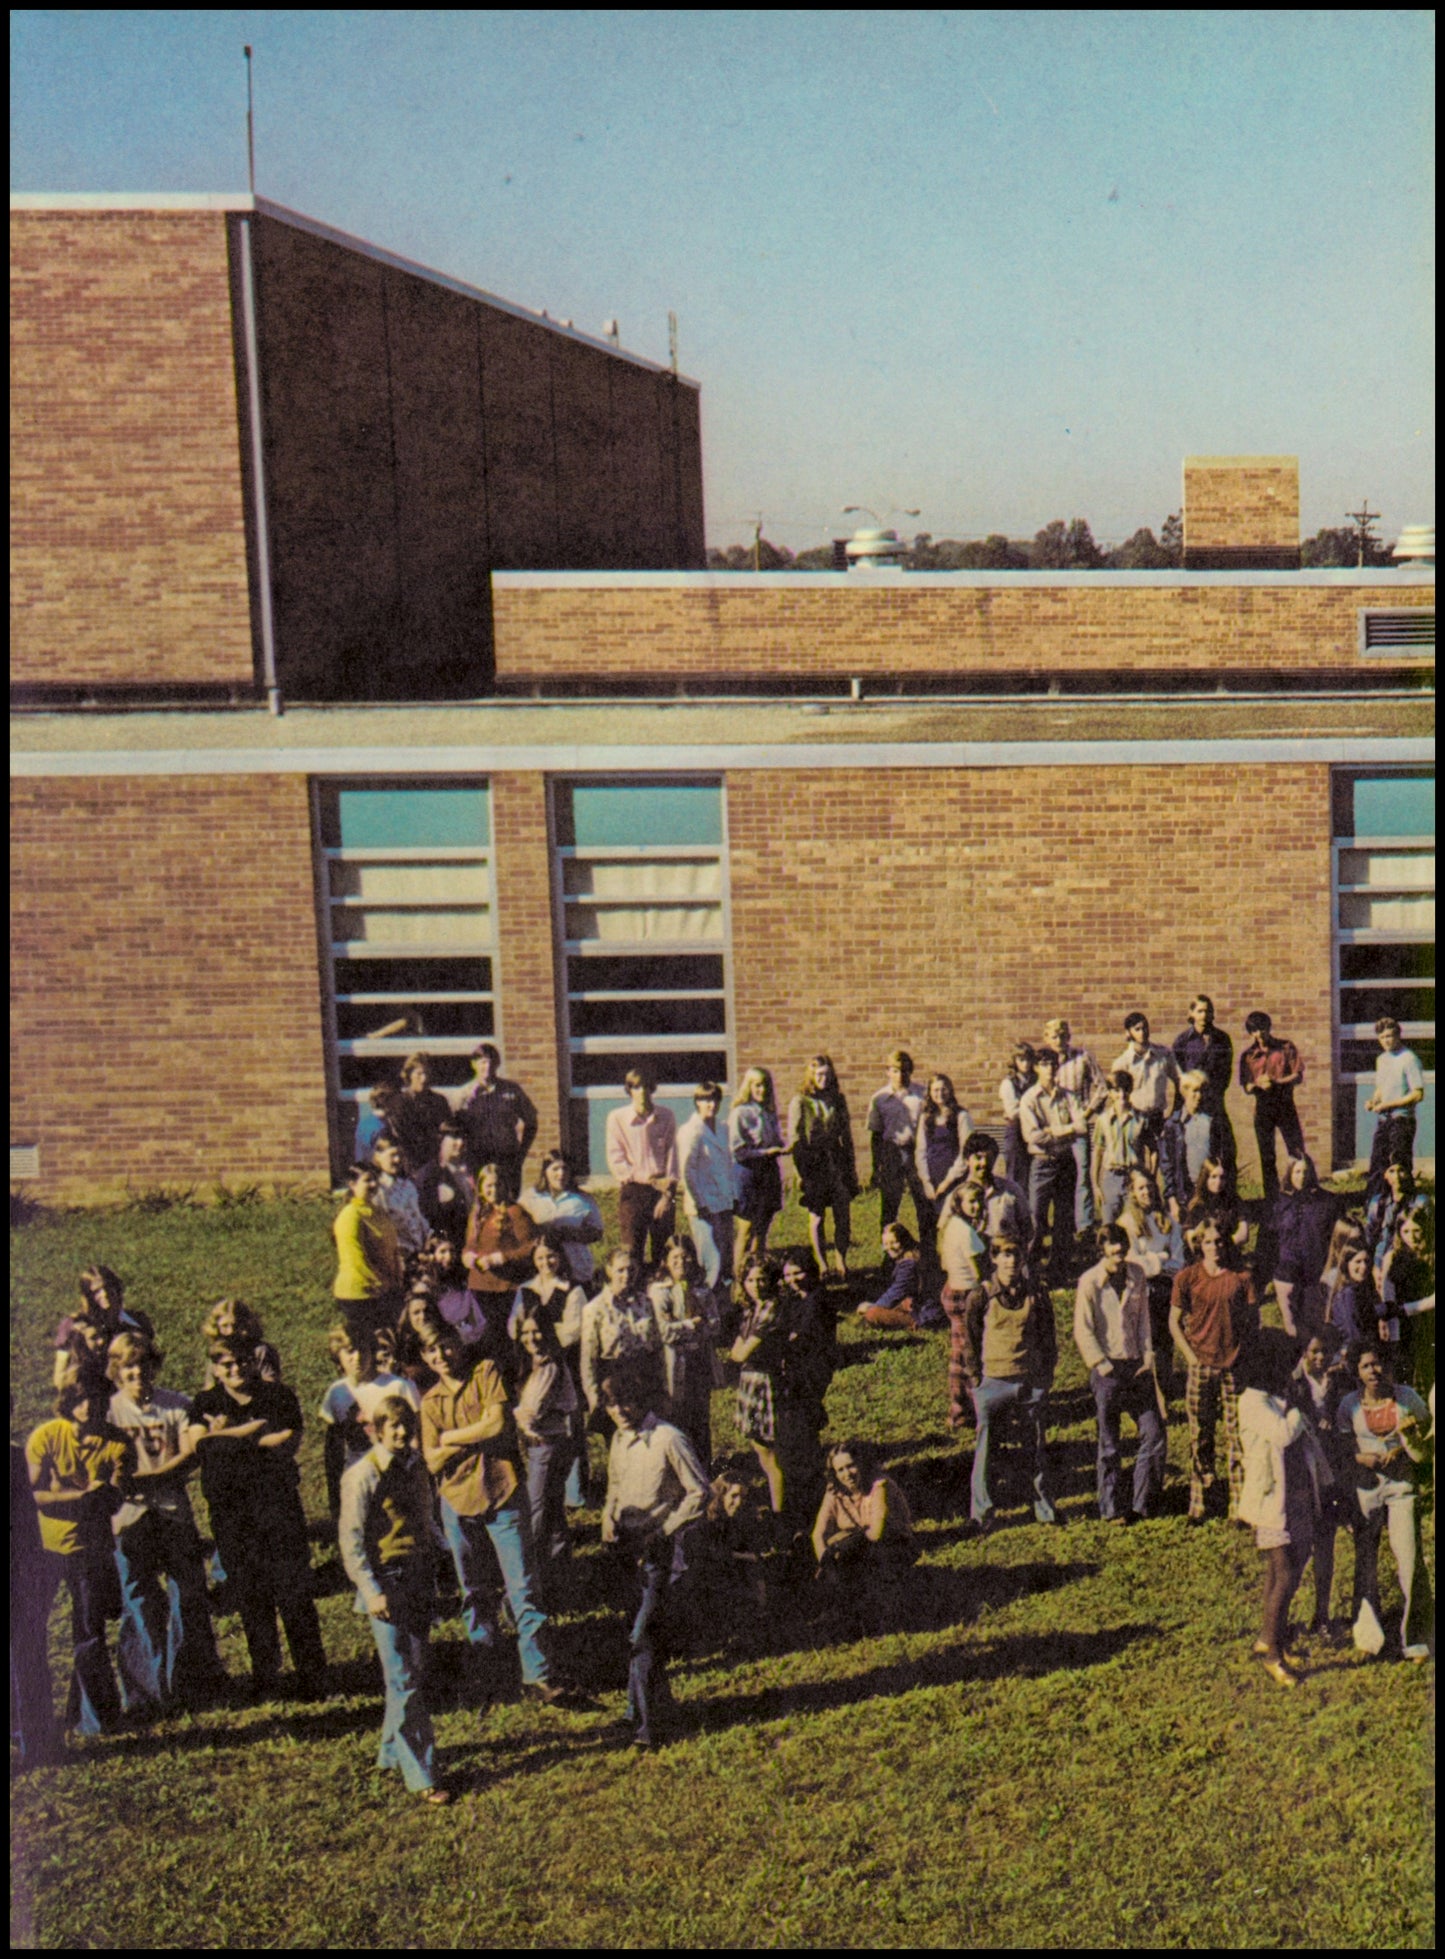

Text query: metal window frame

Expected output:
[549,774,735,1169]
[312,778,500,1179]
[1329,772,1435,1167]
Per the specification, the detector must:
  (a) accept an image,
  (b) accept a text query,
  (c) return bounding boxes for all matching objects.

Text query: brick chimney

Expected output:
[1182,455,1300,570]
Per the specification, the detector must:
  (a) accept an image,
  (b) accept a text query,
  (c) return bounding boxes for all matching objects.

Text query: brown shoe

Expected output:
[521,1680,568,1707]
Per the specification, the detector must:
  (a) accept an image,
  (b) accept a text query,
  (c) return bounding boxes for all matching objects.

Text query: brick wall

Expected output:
[725,762,1336,1179]
[10,775,330,1199]
[1183,455,1299,569]
[490,773,565,1157]
[492,577,1434,682]
[10,212,255,691]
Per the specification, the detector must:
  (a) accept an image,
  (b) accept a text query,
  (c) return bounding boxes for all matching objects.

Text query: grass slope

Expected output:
[9,1189,1434,1950]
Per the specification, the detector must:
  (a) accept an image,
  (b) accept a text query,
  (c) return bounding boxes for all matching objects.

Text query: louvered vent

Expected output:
[1358,609,1435,657]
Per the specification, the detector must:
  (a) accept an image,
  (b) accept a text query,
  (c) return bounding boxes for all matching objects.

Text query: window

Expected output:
[1357,608,1435,659]
[1331,769,1434,1165]
[553,779,732,1173]
[316,782,495,1169]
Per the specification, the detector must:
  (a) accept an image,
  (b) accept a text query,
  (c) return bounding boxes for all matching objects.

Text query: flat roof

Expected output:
[9,193,698,386]
[493,568,1436,592]
[10,694,1432,778]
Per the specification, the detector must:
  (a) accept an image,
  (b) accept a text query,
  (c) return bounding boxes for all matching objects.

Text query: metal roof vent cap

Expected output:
[1392,524,1435,565]
[845,527,908,571]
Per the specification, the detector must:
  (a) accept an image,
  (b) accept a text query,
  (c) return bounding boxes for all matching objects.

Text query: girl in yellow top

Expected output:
[333,1162,404,1339]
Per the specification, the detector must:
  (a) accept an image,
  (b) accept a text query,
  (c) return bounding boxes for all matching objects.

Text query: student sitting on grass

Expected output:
[106,1332,225,1715]
[854,1223,930,1330]
[185,1339,328,1702]
[318,1323,422,1520]
[811,1442,917,1587]
[1237,1336,1337,1689]
[339,1395,450,1806]
[26,1364,130,1736]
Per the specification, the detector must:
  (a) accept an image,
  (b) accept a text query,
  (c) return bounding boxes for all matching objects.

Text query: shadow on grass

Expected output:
[686,1616,1157,1735]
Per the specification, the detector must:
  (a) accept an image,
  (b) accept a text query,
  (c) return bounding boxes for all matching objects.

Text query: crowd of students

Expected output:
[11,1006,1433,1795]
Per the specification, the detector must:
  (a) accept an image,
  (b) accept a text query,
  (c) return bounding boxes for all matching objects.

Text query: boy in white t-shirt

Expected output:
[106,1332,225,1712]
[318,1323,422,1521]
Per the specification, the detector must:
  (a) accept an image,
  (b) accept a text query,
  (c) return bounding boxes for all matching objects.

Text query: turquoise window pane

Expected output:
[334,786,490,849]
[1350,775,1434,840]
[1354,1078,1434,1161]
[563,783,721,848]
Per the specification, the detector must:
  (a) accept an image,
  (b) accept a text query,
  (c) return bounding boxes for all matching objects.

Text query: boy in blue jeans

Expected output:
[339,1395,450,1804]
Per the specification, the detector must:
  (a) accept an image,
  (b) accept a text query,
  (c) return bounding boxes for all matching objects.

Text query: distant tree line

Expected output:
[706,513,1398,571]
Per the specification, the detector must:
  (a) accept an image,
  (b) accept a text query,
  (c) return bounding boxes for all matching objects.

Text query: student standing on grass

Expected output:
[333,1162,405,1342]
[418,1323,566,1705]
[1090,1070,1149,1226]
[462,1161,541,1361]
[580,1247,664,1420]
[518,1150,605,1292]
[1118,1168,1185,1395]
[26,1368,129,1736]
[1169,1221,1259,1523]
[1019,1047,1086,1286]
[338,1396,450,1805]
[1073,1226,1166,1524]
[186,1339,328,1702]
[606,1065,680,1271]
[788,1055,859,1279]
[52,1265,154,1394]
[958,1237,1060,1532]
[1237,1011,1305,1207]
[1159,1072,1228,1221]
[1043,1017,1108,1239]
[371,1133,430,1263]
[599,1361,710,1751]
[913,1074,973,1252]
[512,1308,580,1598]
[106,1333,225,1715]
[318,1324,421,1521]
[940,1184,991,1433]
[510,1231,588,1510]
[998,1042,1037,1193]
[648,1235,721,1464]
[1379,1203,1435,1400]
[1365,1017,1426,1193]
[1366,1159,1417,1283]
[1237,1338,1336,1689]
[676,1081,738,1295]
[1336,1341,1432,1661]
[1269,1156,1337,1341]
[867,1050,928,1234]
[457,1042,538,1202]
[389,1053,454,1178]
[11,1402,60,1767]
[1171,996,1237,1196]
[1111,1012,1180,1156]
[729,1067,787,1271]
[412,1121,476,1255]
[1287,1330,1354,1641]
[1323,1233,1378,1349]
[730,1255,802,1521]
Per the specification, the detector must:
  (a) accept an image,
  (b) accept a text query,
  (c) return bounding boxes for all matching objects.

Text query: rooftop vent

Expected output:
[845,527,908,571]
[1392,525,1436,566]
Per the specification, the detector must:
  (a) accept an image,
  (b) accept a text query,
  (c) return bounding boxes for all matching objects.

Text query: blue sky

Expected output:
[11,10,1435,549]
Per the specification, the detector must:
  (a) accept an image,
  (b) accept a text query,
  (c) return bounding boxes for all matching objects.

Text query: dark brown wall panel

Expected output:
[551,338,617,569]
[478,306,558,570]
[609,361,665,568]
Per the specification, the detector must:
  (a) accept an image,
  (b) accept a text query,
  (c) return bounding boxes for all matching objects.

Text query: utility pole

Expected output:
[244,45,256,195]
[1346,499,1381,569]
[752,515,763,572]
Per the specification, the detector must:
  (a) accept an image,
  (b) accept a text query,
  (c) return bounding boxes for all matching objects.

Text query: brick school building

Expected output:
[10,198,1434,1200]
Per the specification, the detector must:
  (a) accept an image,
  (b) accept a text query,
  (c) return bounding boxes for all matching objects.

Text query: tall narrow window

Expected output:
[317,782,495,1169]
[553,779,731,1173]
[1331,770,1434,1166]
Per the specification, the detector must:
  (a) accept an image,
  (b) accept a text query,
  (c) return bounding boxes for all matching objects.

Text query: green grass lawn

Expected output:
[10,1187,1435,1949]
